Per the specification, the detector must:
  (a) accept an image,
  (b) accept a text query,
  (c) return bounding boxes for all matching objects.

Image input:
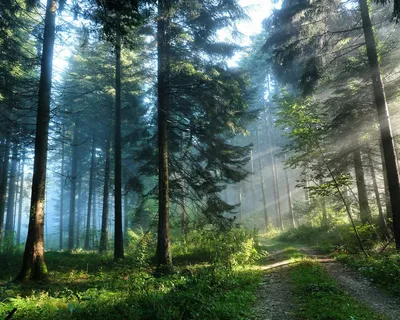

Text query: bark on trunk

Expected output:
[250,150,257,210]
[92,178,97,248]
[304,173,310,203]
[123,188,128,238]
[321,196,328,227]
[267,125,283,230]
[76,174,82,248]
[156,0,172,271]
[99,137,111,253]
[17,152,25,245]
[238,184,243,223]
[114,25,124,260]
[16,0,56,281]
[5,143,18,243]
[256,127,269,231]
[359,0,400,248]
[380,141,392,219]
[68,117,79,250]
[0,138,10,246]
[367,146,390,239]
[13,161,20,235]
[85,133,96,250]
[180,200,188,236]
[284,154,295,229]
[353,147,372,224]
[59,128,65,250]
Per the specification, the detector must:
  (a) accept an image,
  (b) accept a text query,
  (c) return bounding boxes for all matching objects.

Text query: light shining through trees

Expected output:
[1,0,400,317]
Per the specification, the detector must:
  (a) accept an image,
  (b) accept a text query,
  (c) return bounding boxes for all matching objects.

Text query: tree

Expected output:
[156,0,172,270]
[99,136,111,253]
[114,22,124,260]
[85,133,96,250]
[4,143,18,245]
[358,0,400,248]
[16,0,58,281]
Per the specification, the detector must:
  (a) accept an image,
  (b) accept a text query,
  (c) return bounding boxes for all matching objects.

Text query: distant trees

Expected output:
[358,0,400,248]
[255,0,400,243]
[0,0,274,283]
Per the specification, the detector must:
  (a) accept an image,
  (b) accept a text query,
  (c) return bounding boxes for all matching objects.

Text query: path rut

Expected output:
[252,245,400,320]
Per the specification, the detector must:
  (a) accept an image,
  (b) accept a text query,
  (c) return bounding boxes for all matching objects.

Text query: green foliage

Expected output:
[279,224,380,253]
[126,229,154,268]
[0,229,263,319]
[173,228,259,268]
[336,253,400,295]
[290,261,383,320]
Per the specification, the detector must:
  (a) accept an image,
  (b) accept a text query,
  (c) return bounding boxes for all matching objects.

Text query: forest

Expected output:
[1,0,400,319]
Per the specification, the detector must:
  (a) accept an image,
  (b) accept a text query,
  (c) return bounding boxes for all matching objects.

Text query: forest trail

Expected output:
[323,261,400,320]
[252,242,400,320]
[251,247,297,320]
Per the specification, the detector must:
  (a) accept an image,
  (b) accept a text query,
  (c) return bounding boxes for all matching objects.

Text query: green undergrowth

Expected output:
[0,229,263,319]
[279,225,400,297]
[255,239,304,265]
[336,252,400,296]
[278,224,385,254]
[290,260,385,320]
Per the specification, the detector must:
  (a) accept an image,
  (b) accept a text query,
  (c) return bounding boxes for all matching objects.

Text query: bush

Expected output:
[337,253,400,295]
[278,223,380,254]
[126,229,155,268]
[172,228,259,268]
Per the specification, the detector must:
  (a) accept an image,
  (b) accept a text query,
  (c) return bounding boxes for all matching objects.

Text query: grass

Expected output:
[255,239,305,266]
[278,224,400,297]
[257,239,389,319]
[290,260,386,320]
[335,252,400,296]
[0,229,263,319]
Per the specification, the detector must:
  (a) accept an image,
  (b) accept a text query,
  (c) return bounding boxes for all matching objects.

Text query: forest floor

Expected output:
[251,240,400,320]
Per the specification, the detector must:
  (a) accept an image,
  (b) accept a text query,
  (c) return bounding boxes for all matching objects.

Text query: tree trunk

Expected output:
[13,160,20,235]
[304,173,310,203]
[321,196,328,227]
[85,133,96,250]
[284,154,295,229]
[250,150,257,211]
[156,0,172,271]
[238,184,243,223]
[59,128,65,250]
[359,0,400,248]
[256,126,269,231]
[123,187,128,238]
[367,145,390,239]
[180,200,188,236]
[353,147,371,224]
[16,152,25,245]
[114,25,124,260]
[0,138,10,247]
[76,174,82,248]
[267,125,283,230]
[16,0,56,281]
[5,143,18,244]
[92,178,97,248]
[68,116,79,250]
[380,141,392,219]
[99,137,111,253]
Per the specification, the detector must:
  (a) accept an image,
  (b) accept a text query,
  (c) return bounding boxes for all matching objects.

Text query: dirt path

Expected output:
[252,244,400,320]
[300,247,400,320]
[323,261,400,320]
[251,248,297,320]
[251,266,296,320]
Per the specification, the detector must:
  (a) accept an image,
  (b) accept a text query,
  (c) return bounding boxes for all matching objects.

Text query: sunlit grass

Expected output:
[0,229,263,319]
[290,261,385,320]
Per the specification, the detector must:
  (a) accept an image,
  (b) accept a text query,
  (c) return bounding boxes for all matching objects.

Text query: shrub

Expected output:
[172,228,259,268]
